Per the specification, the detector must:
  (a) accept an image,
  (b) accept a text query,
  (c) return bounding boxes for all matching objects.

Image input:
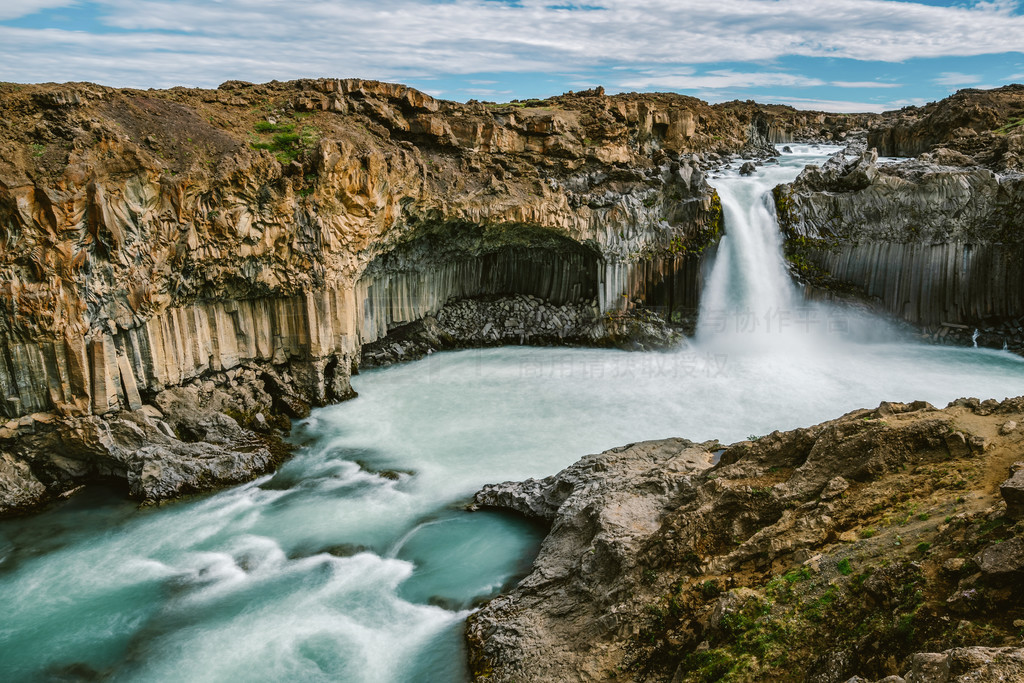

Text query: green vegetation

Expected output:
[638,560,931,682]
[250,118,319,163]
[30,143,45,157]
[664,193,722,257]
[485,98,554,109]
[994,116,1024,134]
[837,558,853,576]
[254,120,295,133]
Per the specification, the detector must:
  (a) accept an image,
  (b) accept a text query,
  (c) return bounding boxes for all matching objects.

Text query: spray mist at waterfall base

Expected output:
[2,147,1023,682]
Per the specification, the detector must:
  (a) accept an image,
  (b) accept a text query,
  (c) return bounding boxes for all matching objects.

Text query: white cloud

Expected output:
[0,0,1021,99]
[0,0,76,21]
[459,88,515,97]
[933,72,983,86]
[616,71,826,91]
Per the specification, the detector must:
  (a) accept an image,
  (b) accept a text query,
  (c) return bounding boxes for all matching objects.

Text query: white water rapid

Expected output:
[2,146,1023,682]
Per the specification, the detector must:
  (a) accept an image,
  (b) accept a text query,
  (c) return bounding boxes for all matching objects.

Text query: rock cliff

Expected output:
[0,79,870,512]
[775,148,1024,341]
[868,84,1024,166]
[468,398,1024,682]
[773,85,1024,347]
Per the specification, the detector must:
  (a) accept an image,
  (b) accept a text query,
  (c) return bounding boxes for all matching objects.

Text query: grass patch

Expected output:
[254,120,295,133]
[250,119,320,164]
[994,117,1024,134]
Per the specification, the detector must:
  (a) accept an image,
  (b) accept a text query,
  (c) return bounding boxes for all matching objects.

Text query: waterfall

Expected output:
[696,146,841,348]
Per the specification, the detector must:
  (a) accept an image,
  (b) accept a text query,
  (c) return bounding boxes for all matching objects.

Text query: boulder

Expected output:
[975,536,1024,580]
[904,652,950,682]
[999,464,1024,520]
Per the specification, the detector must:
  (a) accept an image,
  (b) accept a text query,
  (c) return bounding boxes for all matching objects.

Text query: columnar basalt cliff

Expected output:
[775,149,1024,334]
[773,85,1024,347]
[0,79,873,511]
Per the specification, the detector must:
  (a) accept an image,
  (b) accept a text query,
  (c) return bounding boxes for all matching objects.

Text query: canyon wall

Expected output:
[0,78,865,426]
[775,144,1024,339]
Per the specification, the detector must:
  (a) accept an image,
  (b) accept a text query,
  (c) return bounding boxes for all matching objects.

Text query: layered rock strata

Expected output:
[469,397,1024,682]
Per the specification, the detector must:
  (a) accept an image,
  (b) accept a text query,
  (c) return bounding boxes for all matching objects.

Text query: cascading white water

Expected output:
[2,145,1024,683]
[697,145,897,352]
[698,161,800,339]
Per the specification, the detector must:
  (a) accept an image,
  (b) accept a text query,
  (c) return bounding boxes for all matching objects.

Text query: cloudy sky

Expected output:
[1,0,1022,112]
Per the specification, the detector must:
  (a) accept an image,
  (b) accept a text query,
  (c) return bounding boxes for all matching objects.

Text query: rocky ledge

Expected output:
[468,397,1024,682]
[775,145,1024,345]
[362,293,683,367]
[0,361,308,515]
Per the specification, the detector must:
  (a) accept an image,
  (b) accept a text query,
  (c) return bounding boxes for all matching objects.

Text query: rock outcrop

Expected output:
[767,85,1024,346]
[868,84,1024,169]
[775,146,1024,343]
[468,397,1024,682]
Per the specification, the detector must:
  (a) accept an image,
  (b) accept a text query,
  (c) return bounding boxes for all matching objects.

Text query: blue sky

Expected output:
[1,0,1022,112]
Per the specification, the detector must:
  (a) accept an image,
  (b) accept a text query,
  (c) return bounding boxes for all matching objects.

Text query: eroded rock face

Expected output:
[468,397,1024,682]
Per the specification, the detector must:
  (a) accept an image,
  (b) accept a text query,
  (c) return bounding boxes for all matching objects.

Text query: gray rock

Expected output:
[0,452,48,513]
[905,652,950,682]
[999,465,1024,520]
[821,475,850,500]
[892,647,1024,683]
[739,161,757,175]
[975,536,1024,580]
[946,647,1024,681]
[129,439,273,501]
[469,438,715,680]
[6,395,277,509]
